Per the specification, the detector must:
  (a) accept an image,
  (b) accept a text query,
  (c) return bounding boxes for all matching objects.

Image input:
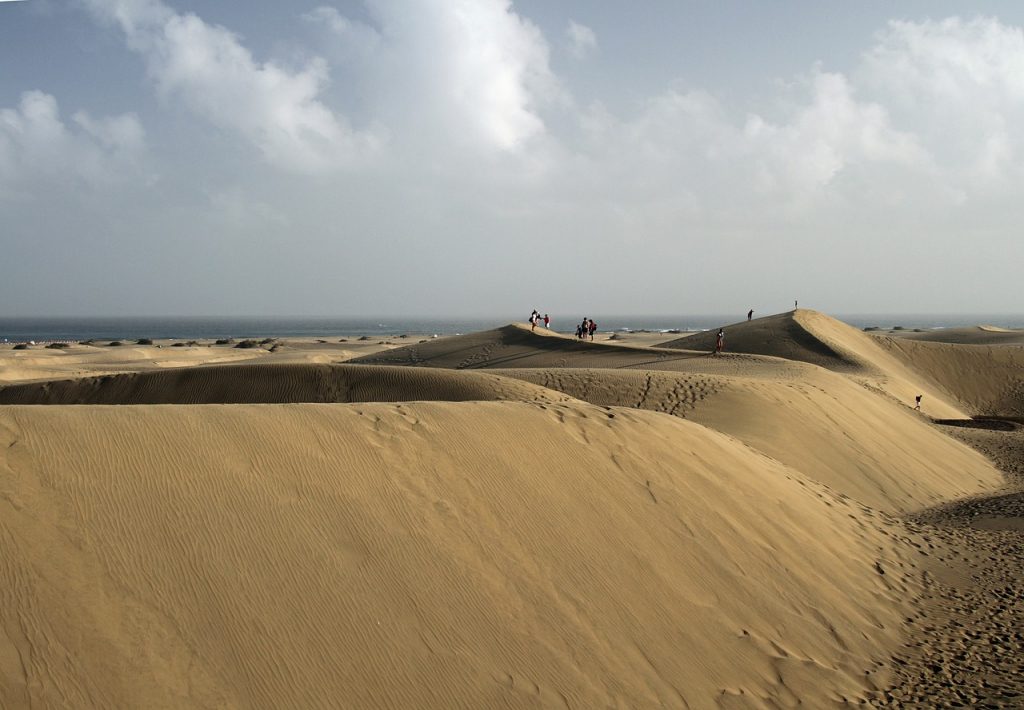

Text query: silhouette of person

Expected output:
[715,328,724,355]
[747,309,753,321]
[915,395,922,411]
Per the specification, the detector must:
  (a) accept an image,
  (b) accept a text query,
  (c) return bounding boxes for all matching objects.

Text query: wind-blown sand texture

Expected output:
[1,310,1021,707]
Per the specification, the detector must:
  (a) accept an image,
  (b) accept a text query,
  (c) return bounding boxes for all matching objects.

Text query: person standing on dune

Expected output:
[544,314,550,329]
[915,394,922,411]
[747,309,753,321]
[715,328,725,355]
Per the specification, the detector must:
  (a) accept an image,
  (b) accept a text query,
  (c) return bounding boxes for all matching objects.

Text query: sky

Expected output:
[2,1,1024,317]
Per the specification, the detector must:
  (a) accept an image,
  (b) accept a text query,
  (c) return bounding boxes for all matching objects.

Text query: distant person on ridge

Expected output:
[544,314,550,328]
[530,309,539,331]
[915,394,922,411]
[747,309,753,321]
[715,328,725,355]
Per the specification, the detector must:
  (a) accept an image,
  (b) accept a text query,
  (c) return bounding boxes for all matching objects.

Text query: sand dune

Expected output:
[659,311,858,371]
[658,311,985,419]
[492,367,1000,513]
[0,344,265,384]
[873,337,1024,417]
[0,339,406,385]
[1,402,925,708]
[0,363,574,406]
[353,322,829,382]
[1,312,1018,707]
[881,325,1024,345]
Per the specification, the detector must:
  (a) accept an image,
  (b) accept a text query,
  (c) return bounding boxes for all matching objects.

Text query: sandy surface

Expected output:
[877,420,1024,706]
[1,309,1021,708]
[876,325,1024,346]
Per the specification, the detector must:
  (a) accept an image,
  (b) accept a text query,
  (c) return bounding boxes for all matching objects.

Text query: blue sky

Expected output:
[2,1,1023,316]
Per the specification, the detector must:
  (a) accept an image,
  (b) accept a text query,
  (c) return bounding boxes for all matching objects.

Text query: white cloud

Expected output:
[0,90,145,196]
[566,20,597,60]
[302,6,381,58]
[82,0,379,173]
[312,0,559,153]
[860,17,1024,191]
[562,67,929,225]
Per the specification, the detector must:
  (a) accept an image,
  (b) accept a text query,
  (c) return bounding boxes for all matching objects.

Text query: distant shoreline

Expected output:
[2,313,1024,343]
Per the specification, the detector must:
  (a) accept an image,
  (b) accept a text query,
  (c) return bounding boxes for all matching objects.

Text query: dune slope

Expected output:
[872,337,1024,418]
[1,402,923,708]
[493,367,1001,513]
[659,311,854,370]
[882,326,1024,346]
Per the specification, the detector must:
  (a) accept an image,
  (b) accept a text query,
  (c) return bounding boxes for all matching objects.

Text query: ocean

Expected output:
[1,314,1022,343]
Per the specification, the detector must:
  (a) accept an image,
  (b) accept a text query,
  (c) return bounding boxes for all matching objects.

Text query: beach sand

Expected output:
[1,309,1021,707]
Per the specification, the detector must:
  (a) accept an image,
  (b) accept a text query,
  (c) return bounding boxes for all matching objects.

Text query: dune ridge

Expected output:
[0,363,574,406]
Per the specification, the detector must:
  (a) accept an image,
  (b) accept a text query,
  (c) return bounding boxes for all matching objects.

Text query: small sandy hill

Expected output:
[873,337,1024,417]
[659,311,973,419]
[351,322,815,380]
[880,325,1024,346]
[0,364,573,406]
[0,344,265,384]
[1,402,928,708]
[658,310,857,370]
[493,367,1000,513]
[349,323,686,368]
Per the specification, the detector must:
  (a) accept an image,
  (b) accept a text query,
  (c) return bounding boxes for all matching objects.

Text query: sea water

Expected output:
[1,314,1023,343]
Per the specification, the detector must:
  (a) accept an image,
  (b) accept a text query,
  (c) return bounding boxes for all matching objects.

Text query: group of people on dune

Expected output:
[576,318,597,341]
[528,309,596,340]
[529,310,550,331]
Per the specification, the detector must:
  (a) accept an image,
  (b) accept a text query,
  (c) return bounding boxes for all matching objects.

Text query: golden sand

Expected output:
[1,310,1020,708]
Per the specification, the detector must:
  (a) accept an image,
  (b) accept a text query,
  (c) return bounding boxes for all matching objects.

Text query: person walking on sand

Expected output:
[588,319,597,341]
[915,394,922,411]
[530,309,539,331]
[747,309,753,321]
[543,313,550,329]
[715,328,725,355]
